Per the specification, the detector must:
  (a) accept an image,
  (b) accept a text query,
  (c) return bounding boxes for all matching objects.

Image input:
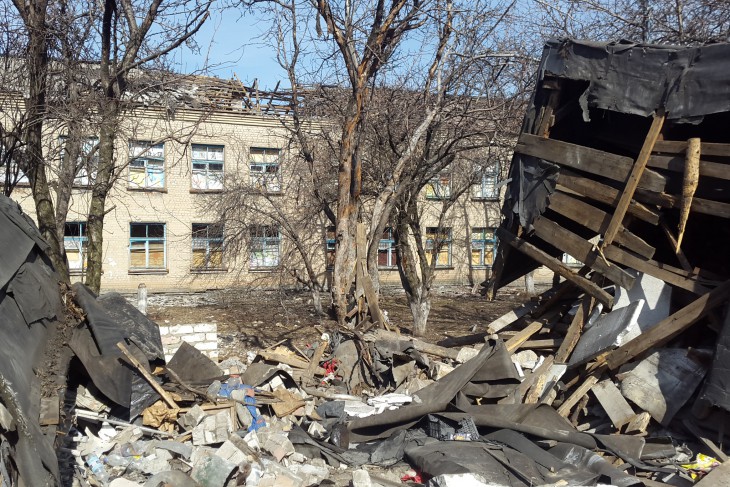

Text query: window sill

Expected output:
[69,270,86,276]
[190,189,224,194]
[128,268,169,275]
[472,197,500,202]
[249,266,280,272]
[434,266,455,270]
[378,266,398,271]
[471,265,492,270]
[190,267,228,274]
[128,187,168,193]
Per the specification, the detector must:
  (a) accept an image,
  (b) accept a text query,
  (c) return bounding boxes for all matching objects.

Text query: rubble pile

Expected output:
[4,38,730,487]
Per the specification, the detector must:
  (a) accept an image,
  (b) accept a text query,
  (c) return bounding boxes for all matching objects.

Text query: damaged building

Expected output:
[6,38,730,487]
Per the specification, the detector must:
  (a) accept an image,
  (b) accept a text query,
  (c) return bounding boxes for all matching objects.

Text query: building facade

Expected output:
[6,79,507,293]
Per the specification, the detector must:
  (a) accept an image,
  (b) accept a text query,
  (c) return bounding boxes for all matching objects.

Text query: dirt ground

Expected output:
[147,286,530,360]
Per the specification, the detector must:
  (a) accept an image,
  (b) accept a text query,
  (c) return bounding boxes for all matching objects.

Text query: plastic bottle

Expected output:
[104,453,130,467]
[85,454,109,485]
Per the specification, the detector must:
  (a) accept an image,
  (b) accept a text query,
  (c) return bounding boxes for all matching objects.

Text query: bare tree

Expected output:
[80,0,210,292]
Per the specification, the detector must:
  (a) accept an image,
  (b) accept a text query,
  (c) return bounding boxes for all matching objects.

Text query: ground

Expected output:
[146,286,528,359]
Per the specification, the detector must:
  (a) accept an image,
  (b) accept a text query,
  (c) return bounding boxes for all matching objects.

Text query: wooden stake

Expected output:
[677,137,701,251]
[117,342,179,409]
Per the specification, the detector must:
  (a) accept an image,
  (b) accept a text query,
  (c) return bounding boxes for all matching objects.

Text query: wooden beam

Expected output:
[601,111,666,248]
[117,342,179,409]
[557,170,660,225]
[591,380,636,430]
[648,154,730,181]
[555,296,595,364]
[659,220,693,272]
[557,375,599,417]
[654,140,730,158]
[497,227,614,308]
[634,189,730,219]
[549,191,655,259]
[602,246,711,295]
[602,279,730,371]
[532,216,636,290]
[516,133,667,193]
[505,321,544,352]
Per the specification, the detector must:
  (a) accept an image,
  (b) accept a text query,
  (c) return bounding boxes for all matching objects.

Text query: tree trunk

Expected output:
[22,1,70,283]
[410,293,431,337]
[85,113,116,293]
[312,288,323,315]
[332,94,364,324]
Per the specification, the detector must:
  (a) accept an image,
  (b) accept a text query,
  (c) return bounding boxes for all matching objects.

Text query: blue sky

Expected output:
[171,8,285,90]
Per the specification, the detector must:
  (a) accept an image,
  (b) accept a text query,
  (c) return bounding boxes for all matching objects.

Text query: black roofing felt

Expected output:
[541,39,730,122]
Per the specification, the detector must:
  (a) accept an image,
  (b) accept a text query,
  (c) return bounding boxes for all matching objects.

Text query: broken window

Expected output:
[250,225,280,269]
[425,173,451,199]
[249,148,281,193]
[472,163,499,200]
[425,227,452,267]
[60,136,99,187]
[130,223,166,269]
[378,228,397,268]
[471,227,496,268]
[192,223,224,270]
[129,141,164,189]
[192,144,224,190]
[64,222,88,273]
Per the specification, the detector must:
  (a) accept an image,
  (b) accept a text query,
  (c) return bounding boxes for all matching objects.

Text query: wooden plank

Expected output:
[302,340,329,385]
[591,380,635,429]
[258,350,327,374]
[549,191,655,259]
[557,170,660,224]
[520,339,563,349]
[659,220,693,272]
[654,140,730,158]
[505,321,544,352]
[117,342,179,409]
[555,296,594,364]
[516,133,667,192]
[501,355,555,404]
[485,298,543,334]
[648,154,730,181]
[602,246,711,295]
[532,216,636,289]
[601,111,665,248]
[602,279,730,371]
[637,189,730,219]
[557,375,599,417]
[497,227,614,308]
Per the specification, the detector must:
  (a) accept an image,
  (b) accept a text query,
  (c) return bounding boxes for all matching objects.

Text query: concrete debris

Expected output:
[8,46,730,485]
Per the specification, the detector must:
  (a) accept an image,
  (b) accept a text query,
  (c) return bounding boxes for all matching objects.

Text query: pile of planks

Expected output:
[480,39,730,479]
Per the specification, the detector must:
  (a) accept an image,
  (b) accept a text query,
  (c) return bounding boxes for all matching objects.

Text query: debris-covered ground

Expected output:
[7,37,730,487]
[145,288,529,361]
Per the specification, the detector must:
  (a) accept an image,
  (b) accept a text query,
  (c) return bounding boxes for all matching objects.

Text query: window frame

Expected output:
[60,136,99,188]
[472,163,500,200]
[64,221,88,274]
[191,144,225,191]
[192,223,226,271]
[425,173,452,200]
[470,227,497,269]
[425,226,452,268]
[249,225,281,270]
[377,228,398,269]
[249,147,282,193]
[325,226,336,270]
[128,140,165,190]
[129,222,167,271]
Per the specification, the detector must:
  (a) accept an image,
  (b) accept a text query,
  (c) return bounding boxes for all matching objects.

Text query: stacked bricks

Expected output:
[159,323,218,363]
